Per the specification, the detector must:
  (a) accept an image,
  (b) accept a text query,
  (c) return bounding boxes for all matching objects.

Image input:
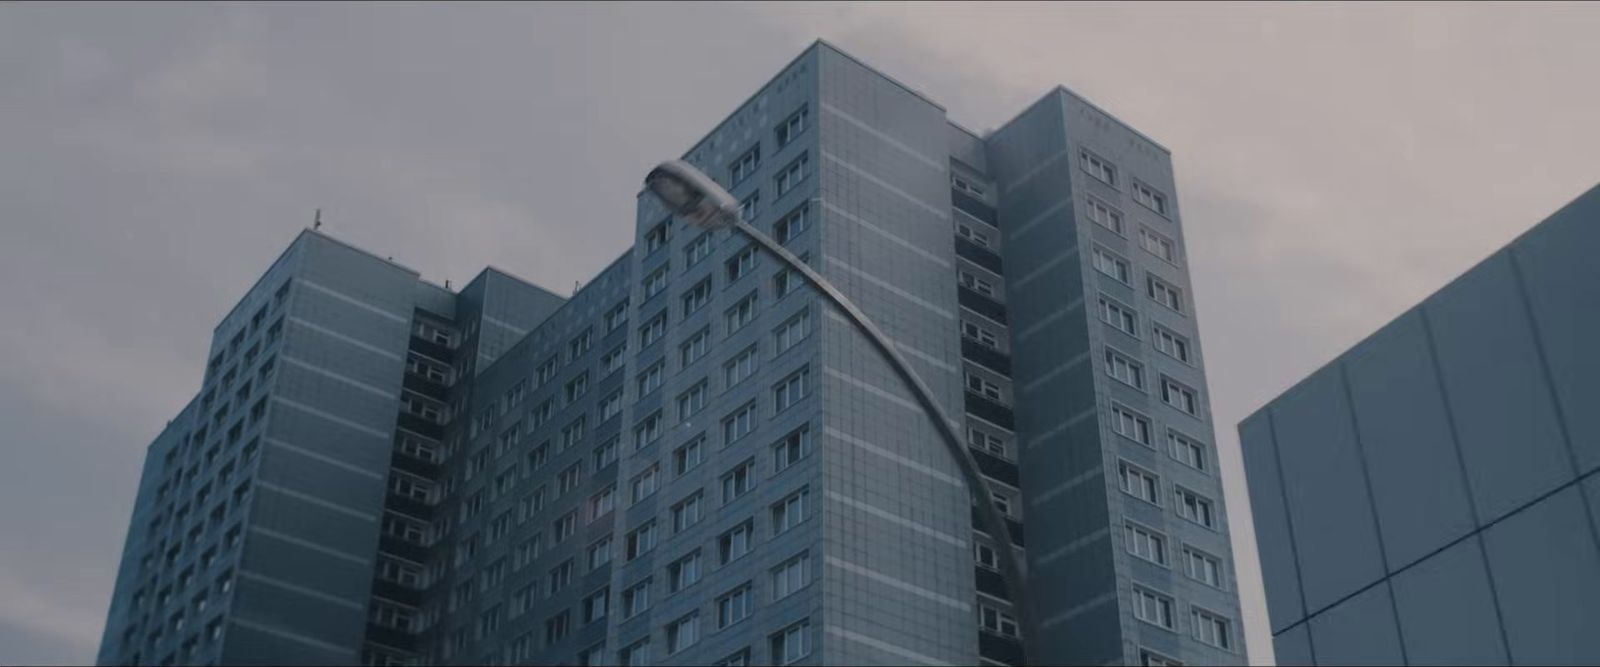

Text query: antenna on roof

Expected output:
[313,208,323,231]
[573,280,582,295]
[445,280,452,290]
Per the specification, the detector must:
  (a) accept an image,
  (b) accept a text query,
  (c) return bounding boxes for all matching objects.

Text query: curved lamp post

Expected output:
[646,160,1036,665]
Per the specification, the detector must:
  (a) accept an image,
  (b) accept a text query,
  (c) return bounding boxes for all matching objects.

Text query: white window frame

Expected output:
[1119,461,1161,506]
[1105,347,1146,390]
[1124,521,1169,566]
[1092,247,1132,285]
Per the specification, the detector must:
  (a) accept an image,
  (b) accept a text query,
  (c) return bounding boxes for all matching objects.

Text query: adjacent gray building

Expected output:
[1240,183,1600,665]
[98,41,1244,667]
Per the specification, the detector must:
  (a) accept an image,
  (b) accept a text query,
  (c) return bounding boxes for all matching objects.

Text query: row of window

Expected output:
[1117,459,1220,531]
[1079,148,1171,219]
[1130,586,1235,652]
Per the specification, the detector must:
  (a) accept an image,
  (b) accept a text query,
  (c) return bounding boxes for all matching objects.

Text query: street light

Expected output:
[646,159,1036,664]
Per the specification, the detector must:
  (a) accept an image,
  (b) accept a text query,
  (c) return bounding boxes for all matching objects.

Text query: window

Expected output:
[731,145,761,185]
[774,263,804,299]
[716,584,753,629]
[773,367,810,412]
[588,485,616,520]
[1140,227,1179,264]
[554,512,577,543]
[530,399,554,429]
[1093,247,1132,284]
[959,270,995,297]
[587,536,612,570]
[537,358,559,385]
[673,436,705,476]
[957,222,991,248]
[969,427,1007,459]
[772,552,810,600]
[1132,587,1175,629]
[1184,547,1226,589]
[1119,462,1161,505]
[625,521,658,561]
[683,278,712,316]
[619,638,651,667]
[775,153,809,196]
[1169,430,1207,472]
[718,520,754,564]
[1192,608,1233,650]
[728,245,757,281]
[992,490,1013,516]
[1080,149,1117,186]
[634,411,663,450]
[599,390,623,422]
[1133,181,1169,216]
[1098,296,1138,337]
[638,361,664,396]
[772,426,810,473]
[770,621,811,665]
[722,404,756,446]
[771,488,809,535]
[774,204,810,244]
[774,310,810,354]
[739,193,760,221]
[686,233,713,266]
[561,417,587,451]
[721,459,754,502]
[1105,348,1146,390]
[1112,405,1154,446]
[630,465,659,503]
[639,312,667,347]
[975,543,999,570]
[776,105,808,147]
[962,320,999,349]
[1176,488,1217,529]
[1085,196,1125,235]
[725,292,757,334]
[979,605,1019,637]
[681,327,711,366]
[645,219,672,254]
[1141,649,1184,667]
[1153,326,1192,364]
[716,648,753,667]
[672,492,703,533]
[1161,377,1200,416]
[605,301,629,333]
[548,559,574,594]
[966,372,1003,402]
[544,609,570,644]
[565,372,589,404]
[593,437,618,469]
[677,381,709,420]
[569,329,593,359]
[1147,275,1184,313]
[667,612,700,654]
[725,346,758,387]
[668,550,702,592]
[583,587,610,624]
[622,579,651,618]
[1124,522,1168,566]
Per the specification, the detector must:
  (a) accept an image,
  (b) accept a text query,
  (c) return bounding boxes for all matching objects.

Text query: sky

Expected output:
[3,2,1599,664]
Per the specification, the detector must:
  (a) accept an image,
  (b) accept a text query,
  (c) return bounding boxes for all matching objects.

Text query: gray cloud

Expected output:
[3,2,1597,663]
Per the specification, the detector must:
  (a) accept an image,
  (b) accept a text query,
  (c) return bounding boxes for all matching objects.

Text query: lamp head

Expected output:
[645,160,740,230]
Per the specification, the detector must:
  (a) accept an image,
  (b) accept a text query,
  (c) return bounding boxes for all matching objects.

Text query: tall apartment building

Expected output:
[1241,184,1600,665]
[97,41,1244,667]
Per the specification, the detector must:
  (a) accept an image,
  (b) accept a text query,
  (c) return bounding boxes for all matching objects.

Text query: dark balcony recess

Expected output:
[961,339,1013,376]
[979,632,1025,666]
[958,287,1008,325]
[396,413,444,440]
[955,237,1004,274]
[975,566,1010,600]
[378,537,429,564]
[363,623,419,652]
[970,447,1020,487]
[964,392,1015,430]
[407,336,454,363]
[970,507,1026,547]
[953,190,999,227]
[402,374,449,402]
[369,579,424,607]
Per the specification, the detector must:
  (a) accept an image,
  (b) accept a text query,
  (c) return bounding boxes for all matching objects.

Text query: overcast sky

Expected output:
[3,2,1599,664]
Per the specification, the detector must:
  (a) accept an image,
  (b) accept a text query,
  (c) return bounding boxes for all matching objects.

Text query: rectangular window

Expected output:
[772,426,810,473]
[1192,608,1233,650]
[1176,487,1218,529]
[1169,430,1208,472]
[718,520,755,564]
[619,638,650,667]
[587,536,612,570]
[625,521,658,561]
[722,404,757,446]
[622,579,651,618]
[669,550,702,592]
[1085,196,1125,236]
[728,245,757,281]
[1133,180,1170,216]
[1112,404,1154,446]
[673,436,705,476]
[966,372,1004,402]
[979,605,1019,638]
[740,192,760,221]
[773,367,810,412]
[716,584,754,629]
[771,487,809,535]
[1161,377,1200,416]
[644,219,672,254]
[1184,547,1226,589]
[730,145,761,185]
[630,465,659,503]
[959,270,996,297]
[671,492,703,533]
[569,329,592,360]
[677,381,709,420]
[975,543,999,570]
[1153,326,1192,364]
[605,302,630,334]
[588,485,616,521]
[723,342,758,383]
[583,587,610,624]
[968,427,1008,459]
[1119,462,1161,505]
[681,327,711,366]
[1124,522,1168,566]
[685,233,713,266]
[1132,587,1175,629]
[1098,296,1139,337]
[1147,275,1184,313]
[725,292,757,334]
[1093,247,1132,284]
[667,612,700,654]
[770,621,811,666]
[643,265,670,300]
[771,552,811,600]
[553,512,577,543]
[639,312,667,347]
[775,153,809,197]
[1140,226,1179,264]
[599,390,623,422]
[593,437,619,469]
[777,105,807,147]
[1105,348,1146,390]
[957,221,991,248]
[634,410,663,450]
[774,310,810,354]
[1081,149,1118,186]
[564,372,589,404]
[561,417,586,451]
[548,559,574,594]
[774,204,810,244]
[682,278,712,316]
[721,459,754,503]
[638,361,664,396]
